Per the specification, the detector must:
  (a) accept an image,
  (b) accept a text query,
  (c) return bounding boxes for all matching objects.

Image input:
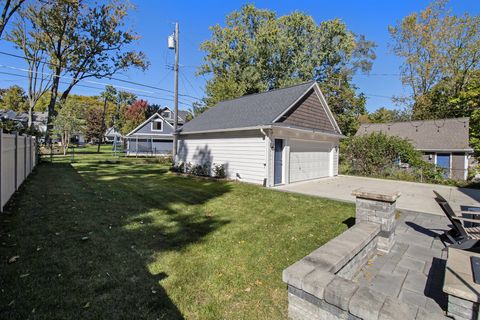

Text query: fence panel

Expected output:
[25,137,31,174]
[16,135,26,189]
[0,132,37,212]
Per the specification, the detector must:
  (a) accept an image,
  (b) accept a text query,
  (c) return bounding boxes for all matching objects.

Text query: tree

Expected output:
[7,14,52,128]
[121,99,148,135]
[390,0,480,153]
[389,0,480,109]
[367,107,411,123]
[0,85,26,111]
[23,0,148,143]
[0,0,25,38]
[53,99,84,155]
[198,5,376,135]
[85,106,104,145]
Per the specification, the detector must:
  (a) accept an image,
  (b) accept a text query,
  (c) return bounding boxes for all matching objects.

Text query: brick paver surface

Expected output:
[353,211,450,313]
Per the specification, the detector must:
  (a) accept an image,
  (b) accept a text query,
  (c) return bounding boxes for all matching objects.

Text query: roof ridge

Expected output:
[360,117,470,126]
[213,80,316,106]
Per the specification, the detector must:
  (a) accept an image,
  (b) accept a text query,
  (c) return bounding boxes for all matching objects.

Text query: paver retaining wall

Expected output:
[283,189,449,320]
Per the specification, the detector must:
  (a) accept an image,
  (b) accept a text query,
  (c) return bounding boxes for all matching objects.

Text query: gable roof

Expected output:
[356,117,472,152]
[178,81,341,135]
[160,106,188,123]
[126,112,174,136]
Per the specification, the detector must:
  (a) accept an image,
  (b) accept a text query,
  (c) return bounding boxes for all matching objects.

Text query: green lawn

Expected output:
[0,146,354,319]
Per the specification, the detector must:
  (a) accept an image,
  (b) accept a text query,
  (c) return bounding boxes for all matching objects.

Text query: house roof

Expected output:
[178,110,189,122]
[105,127,122,137]
[178,81,322,134]
[356,117,472,152]
[126,112,174,136]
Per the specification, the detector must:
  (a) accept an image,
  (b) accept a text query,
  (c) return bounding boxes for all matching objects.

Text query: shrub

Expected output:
[342,132,442,182]
[170,161,186,173]
[144,155,173,165]
[213,163,226,178]
[190,162,210,176]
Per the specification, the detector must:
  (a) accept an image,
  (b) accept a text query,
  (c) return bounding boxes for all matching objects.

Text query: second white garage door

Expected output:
[289,140,332,183]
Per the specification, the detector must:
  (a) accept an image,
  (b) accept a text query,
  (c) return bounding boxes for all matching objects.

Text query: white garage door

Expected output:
[289,140,332,183]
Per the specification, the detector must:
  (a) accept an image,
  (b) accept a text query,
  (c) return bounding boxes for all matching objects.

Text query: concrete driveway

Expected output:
[275,175,480,216]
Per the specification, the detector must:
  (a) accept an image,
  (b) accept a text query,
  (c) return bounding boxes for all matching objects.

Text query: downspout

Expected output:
[260,128,269,187]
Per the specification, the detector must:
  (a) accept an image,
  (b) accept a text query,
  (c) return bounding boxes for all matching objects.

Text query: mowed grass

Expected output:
[0,145,354,319]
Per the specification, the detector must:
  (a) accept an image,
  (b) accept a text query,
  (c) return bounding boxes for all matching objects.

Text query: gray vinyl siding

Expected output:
[133,116,174,135]
[177,130,267,184]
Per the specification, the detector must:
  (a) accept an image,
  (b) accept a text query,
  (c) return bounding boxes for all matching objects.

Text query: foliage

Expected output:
[189,162,211,177]
[84,106,104,143]
[18,0,148,141]
[121,99,148,134]
[0,118,22,133]
[0,0,25,38]
[341,132,442,182]
[53,99,85,155]
[0,85,27,112]
[7,13,52,127]
[389,0,480,105]
[199,4,376,135]
[187,101,208,121]
[389,0,480,154]
[213,163,226,178]
[364,107,411,123]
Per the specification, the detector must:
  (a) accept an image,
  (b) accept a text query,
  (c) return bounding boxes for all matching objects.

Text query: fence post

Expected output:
[0,130,3,213]
[24,135,27,181]
[14,132,18,190]
[30,137,33,173]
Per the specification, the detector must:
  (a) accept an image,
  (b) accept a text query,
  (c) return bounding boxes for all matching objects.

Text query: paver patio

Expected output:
[353,210,450,313]
[276,175,480,216]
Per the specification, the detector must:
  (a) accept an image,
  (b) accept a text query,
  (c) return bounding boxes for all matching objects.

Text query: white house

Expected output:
[176,81,344,186]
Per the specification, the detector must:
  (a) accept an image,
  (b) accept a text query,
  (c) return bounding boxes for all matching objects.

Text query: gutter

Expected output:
[178,124,345,139]
[418,148,474,153]
[270,124,346,139]
[177,125,271,135]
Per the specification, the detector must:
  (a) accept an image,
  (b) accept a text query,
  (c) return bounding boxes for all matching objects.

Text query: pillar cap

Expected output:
[352,188,401,202]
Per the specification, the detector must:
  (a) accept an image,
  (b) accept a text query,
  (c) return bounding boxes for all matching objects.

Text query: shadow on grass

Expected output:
[342,217,356,228]
[0,161,232,319]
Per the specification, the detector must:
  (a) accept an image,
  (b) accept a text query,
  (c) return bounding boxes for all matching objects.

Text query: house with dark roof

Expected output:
[356,118,473,180]
[176,81,344,186]
[125,106,188,156]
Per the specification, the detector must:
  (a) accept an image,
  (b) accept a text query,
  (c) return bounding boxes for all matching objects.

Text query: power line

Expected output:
[0,71,193,107]
[0,50,203,101]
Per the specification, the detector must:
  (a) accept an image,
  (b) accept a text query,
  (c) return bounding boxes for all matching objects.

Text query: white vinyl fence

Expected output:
[0,131,37,212]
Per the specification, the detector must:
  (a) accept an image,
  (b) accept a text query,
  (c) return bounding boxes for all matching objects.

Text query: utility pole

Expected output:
[171,22,179,160]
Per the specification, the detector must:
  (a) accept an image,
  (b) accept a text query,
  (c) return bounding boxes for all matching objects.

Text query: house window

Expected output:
[151,120,163,131]
[163,111,171,118]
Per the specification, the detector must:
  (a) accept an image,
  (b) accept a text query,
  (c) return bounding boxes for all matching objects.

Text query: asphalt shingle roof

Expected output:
[356,117,472,151]
[179,81,315,133]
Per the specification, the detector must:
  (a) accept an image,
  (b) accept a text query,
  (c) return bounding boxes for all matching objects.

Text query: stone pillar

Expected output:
[351,188,401,253]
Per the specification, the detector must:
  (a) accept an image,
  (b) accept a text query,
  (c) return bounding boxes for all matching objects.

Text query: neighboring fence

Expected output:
[0,131,37,212]
[340,161,469,184]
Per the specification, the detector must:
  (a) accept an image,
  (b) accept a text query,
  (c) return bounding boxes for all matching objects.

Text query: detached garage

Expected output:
[176,81,343,187]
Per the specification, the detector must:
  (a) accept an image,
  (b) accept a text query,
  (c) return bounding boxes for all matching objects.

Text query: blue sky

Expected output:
[0,0,479,112]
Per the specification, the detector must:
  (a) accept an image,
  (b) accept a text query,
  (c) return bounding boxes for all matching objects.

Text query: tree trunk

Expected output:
[27,101,34,129]
[62,131,67,156]
[98,96,107,153]
[45,66,61,144]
